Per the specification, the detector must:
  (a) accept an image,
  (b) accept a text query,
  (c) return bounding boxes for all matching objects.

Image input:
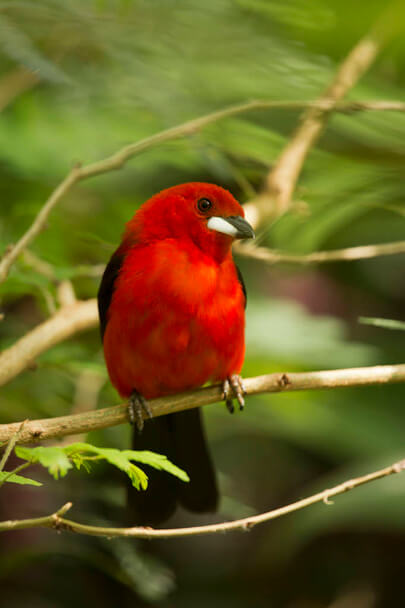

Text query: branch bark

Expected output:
[4,235,405,390]
[245,0,403,225]
[2,363,405,445]
[2,96,405,284]
[237,240,405,265]
[0,299,98,387]
[1,457,404,538]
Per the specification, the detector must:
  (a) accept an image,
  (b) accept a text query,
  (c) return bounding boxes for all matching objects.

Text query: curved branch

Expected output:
[247,0,403,224]
[2,363,405,444]
[1,458,404,538]
[0,167,81,284]
[236,240,405,265]
[2,96,405,284]
[0,299,98,387]
[4,234,405,390]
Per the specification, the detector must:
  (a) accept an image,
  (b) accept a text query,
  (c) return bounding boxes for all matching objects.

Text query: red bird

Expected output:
[98,182,254,524]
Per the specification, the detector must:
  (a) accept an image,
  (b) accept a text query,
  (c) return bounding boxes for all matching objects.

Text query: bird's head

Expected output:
[125,182,254,262]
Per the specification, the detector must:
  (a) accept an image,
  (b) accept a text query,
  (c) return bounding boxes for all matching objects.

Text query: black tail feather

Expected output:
[127,409,218,525]
[172,409,218,513]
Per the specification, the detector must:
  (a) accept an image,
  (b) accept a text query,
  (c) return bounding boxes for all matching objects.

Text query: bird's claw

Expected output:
[128,390,152,432]
[222,374,246,414]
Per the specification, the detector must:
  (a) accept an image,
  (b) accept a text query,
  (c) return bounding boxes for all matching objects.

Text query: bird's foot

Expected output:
[221,374,246,414]
[128,390,153,432]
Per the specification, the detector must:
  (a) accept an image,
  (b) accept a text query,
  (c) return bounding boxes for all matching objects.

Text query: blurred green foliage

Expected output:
[2,0,405,606]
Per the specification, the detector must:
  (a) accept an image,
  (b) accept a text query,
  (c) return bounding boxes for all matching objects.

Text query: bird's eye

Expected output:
[197,198,212,213]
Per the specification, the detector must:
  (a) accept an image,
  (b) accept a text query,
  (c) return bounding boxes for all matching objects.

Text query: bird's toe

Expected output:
[128,390,152,432]
[222,374,246,413]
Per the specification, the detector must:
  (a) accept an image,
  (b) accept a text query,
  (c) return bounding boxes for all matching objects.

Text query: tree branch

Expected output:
[237,240,405,265]
[1,457,404,538]
[21,250,105,281]
[2,363,405,445]
[0,167,81,284]
[245,0,403,225]
[0,421,26,470]
[2,237,405,391]
[0,299,98,387]
[2,96,405,284]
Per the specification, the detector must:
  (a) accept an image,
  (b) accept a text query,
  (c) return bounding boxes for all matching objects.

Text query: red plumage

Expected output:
[98,182,253,524]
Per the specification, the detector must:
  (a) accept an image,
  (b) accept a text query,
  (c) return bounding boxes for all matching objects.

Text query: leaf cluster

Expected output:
[1,442,189,491]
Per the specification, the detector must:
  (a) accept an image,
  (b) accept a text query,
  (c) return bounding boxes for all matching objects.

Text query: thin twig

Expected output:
[0,167,81,284]
[2,97,405,284]
[56,280,76,308]
[0,421,27,471]
[21,250,105,281]
[0,462,32,488]
[21,250,57,281]
[236,240,405,265]
[246,0,403,225]
[1,458,404,538]
[2,363,405,444]
[2,237,405,390]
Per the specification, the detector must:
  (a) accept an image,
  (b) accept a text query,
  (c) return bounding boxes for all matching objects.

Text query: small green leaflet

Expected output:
[15,442,190,491]
[15,446,72,479]
[0,471,42,487]
[359,317,405,332]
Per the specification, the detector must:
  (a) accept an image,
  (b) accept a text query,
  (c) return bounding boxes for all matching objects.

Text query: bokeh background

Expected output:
[2,1,405,606]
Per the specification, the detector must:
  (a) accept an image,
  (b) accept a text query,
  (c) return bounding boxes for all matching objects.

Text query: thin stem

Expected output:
[0,421,26,472]
[236,240,405,265]
[1,458,404,538]
[0,462,32,488]
[2,96,405,284]
[253,0,403,223]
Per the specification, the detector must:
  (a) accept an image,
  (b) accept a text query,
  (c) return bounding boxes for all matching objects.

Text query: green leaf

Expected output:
[15,442,189,491]
[64,443,190,489]
[75,445,149,491]
[15,446,73,479]
[0,471,42,487]
[359,317,405,331]
[124,450,190,483]
[70,452,93,473]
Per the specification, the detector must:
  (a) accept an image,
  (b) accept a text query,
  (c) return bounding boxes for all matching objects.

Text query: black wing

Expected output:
[97,250,125,340]
[235,264,247,309]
